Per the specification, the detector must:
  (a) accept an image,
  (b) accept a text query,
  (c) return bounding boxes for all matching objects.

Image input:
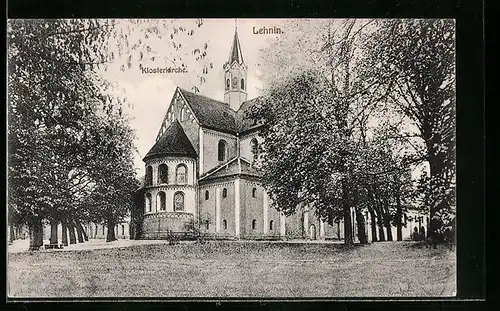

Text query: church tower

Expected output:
[223,26,248,111]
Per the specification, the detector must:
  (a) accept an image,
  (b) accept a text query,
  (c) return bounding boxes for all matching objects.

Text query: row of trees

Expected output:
[7,19,212,249]
[251,19,455,245]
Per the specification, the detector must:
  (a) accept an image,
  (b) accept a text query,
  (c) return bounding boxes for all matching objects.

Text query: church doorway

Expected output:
[309,224,317,240]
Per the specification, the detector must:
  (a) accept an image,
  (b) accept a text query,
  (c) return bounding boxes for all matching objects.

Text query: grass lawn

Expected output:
[7,240,456,298]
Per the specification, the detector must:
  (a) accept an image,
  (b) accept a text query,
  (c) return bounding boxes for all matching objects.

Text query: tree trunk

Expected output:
[29,218,44,250]
[80,223,89,241]
[75,222,85,243]
[9,224,15,243]
[355,208,368,244]
[368,209,378,242]
[382,199,393,241]
[61,222,69,246]
[395,185,403,241]
[49,220,59,245]
[342,180,353,245]
[375,207,385,241]
[353,188,368,244]
[68,222,77,244]
[106,222,117,242]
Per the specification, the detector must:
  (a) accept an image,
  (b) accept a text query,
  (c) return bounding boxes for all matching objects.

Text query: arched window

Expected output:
[145,193,152,212]
[218,140,227,162]
[176,164,187,184]
[269,220,274,230]
[173,191,184,211]
[158,164,168,184]
[241,78,245,90]
[157,191,166,211]
[102,226,105,235]
[252,219,257,230]
[205,190,210,200]
[223,219,227,230]
[250,138,259,161]
[252,188,257,198]
[226,78,230,90]
[222,188,227,198]
[205,220,210,230]
[121,225,125,235]
[145,165,153,186]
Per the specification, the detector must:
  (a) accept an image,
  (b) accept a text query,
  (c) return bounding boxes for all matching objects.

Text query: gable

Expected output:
[156,89,199,142]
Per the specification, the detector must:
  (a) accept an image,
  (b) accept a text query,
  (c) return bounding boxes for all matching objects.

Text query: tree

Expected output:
[366,19,456,242]
[8,19,213,249]
[250,20,391,245]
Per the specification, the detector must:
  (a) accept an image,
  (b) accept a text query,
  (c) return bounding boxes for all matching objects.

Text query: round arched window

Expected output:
[173,191,185,211]
[205,190,210,200]
[145,165,153,186]
[226,78,230,90]
[218,140,227,162]
[176,164,187,184]
[158,164,168,184]
[222,188,227,198]
[241,78,245,90]
[145,193,152,212]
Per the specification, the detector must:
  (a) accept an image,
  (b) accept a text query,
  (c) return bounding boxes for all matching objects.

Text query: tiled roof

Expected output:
[236,97,264,133]
[143,120,197,161]
[199,157,261,182]
[178,88,237,134]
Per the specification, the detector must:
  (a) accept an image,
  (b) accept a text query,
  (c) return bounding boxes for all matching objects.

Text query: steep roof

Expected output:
[199,157,261,182]
[227,29,244,65]
[178,88,237,134]
[236,97,265,133]
[143,120,197,161]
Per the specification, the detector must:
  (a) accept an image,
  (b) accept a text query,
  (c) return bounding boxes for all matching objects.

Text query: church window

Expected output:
[205,220,210,230]
[269,220,274,230]
[226,78,230,90]
[145,193,152,212]
[250,138,259,161]
[102,226,105,235]
[157,191,166,211]
[222,188,227,198]
[223,219,227,230]
[241,78,245,90]
[173,191,185,211]
[205,190,210,200]
[145,165,153,186]
[252,219,257,230]
[218,140,227,162]
[158,164,168,184]
[252,188,257,198]
[121,225,125,235]
[176,164,187,184]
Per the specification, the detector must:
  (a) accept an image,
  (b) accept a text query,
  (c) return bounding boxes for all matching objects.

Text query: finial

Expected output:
[235,18,237,31]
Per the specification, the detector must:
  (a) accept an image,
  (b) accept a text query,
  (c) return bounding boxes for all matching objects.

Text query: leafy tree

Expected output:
[8,18,213,249]
[251,20,391,245]
[366,19,456,242]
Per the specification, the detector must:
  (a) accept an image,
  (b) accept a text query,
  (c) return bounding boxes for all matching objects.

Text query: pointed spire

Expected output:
[228,23,244,65]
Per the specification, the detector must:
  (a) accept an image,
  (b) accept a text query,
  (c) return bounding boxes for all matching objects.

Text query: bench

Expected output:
[44,244,64,250]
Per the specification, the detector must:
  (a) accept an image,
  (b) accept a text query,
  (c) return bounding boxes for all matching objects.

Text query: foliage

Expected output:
[7,18,213,247]
[250,19,455,243]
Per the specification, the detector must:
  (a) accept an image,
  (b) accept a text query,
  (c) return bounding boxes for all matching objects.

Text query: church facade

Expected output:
[133,29,347,241]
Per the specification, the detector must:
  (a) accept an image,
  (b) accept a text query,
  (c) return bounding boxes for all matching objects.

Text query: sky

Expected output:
[98,18,289,176]
[96,18,429,181]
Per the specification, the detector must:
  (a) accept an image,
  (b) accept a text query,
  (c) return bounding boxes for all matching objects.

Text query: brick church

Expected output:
[132,28,348,240]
